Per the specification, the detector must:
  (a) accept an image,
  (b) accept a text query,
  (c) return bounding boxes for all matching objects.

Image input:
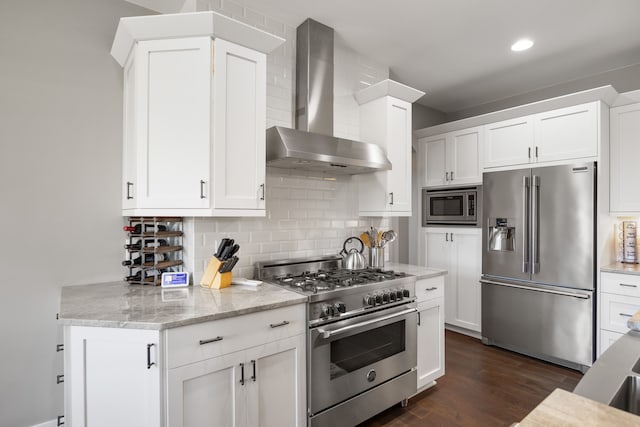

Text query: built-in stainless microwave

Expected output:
[422,186,480,226]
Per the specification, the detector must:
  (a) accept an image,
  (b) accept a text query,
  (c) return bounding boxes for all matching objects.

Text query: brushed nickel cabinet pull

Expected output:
[620,313,633,318]
[426,287,437,291]
[200,180,206,199]
[270,320,290,328]
[619,283,638,288]
[259,183,265,200]
[199,336,223,345]
[126,181,134,200]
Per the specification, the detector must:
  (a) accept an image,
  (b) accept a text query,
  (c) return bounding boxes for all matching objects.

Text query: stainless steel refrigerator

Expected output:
[481,162,595,372]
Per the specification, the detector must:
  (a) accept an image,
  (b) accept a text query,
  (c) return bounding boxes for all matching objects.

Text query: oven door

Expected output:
[309,303,417,414]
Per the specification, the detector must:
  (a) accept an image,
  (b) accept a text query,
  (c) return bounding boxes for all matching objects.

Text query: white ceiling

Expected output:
[235,0,640,113]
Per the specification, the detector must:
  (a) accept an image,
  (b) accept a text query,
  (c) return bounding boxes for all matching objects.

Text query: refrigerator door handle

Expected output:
[522,175,530,273]
[480,279,591,299]
[531,175,540,274]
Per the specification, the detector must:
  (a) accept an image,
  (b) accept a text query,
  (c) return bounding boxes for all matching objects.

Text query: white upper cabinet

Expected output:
[112,12,284,216]
[419,126,483,188]
[610,103,640,213]
[356,79,424,216]
[484,101,601,170]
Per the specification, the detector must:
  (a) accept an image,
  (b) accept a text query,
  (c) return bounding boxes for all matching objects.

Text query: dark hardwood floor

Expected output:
[359,330,583,427]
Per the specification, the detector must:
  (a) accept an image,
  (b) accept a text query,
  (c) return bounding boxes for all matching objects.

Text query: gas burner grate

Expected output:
[273,268,409,292]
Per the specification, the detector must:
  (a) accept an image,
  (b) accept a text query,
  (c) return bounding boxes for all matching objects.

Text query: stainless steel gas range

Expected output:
[256,255,418,427]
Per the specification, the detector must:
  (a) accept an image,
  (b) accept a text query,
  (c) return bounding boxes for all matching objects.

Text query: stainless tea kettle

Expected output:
[340,237,366,270]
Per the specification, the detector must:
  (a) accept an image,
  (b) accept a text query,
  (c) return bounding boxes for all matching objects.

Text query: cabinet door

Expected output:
[387,99,412,213]
[534,102,599,163]
[450,229,482,332]
[212,38,267,212]
[423,229,452,321]
[610,103,640,213]
[65,327,161,427]
[135,37,212,209]
[166,349,247,427]
[417,298,445,390]
[484,116,534,169]
[122,55,137,209]
[421,136,447,187]
[448,127,482,185]
[246,334,306,427]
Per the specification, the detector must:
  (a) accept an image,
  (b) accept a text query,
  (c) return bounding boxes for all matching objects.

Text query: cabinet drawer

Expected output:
[600,293,640,334]
[601,272,640,298]
[165,303,305,369]
[415,276,445,302]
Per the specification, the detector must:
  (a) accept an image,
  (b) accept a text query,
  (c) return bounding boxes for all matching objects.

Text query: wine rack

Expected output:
[123,217,184,285]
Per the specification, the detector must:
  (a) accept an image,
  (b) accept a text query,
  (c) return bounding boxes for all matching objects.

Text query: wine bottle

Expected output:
[122,253,168,266]
[124,269,166,282]
[122,224,168,234]
[124,239,168,250]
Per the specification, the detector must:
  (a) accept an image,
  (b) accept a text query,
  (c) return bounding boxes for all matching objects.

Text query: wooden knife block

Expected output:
[200,257,232,289]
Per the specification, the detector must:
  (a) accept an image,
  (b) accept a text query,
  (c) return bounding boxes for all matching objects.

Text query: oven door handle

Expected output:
[316,307,418,339]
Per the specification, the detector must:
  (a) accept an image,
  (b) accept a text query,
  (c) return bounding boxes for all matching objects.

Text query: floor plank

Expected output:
[358,330,584,427]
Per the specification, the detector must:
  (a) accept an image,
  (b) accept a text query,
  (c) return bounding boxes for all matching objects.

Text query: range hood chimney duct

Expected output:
[266,18,391,175]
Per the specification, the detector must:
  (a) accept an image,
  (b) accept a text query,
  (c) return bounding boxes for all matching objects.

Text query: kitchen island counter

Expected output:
[385,262,447,280]
[59,281,307,330]
[517,388,639,426]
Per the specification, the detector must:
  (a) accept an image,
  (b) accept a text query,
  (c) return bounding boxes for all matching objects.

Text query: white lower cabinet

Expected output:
[599,272,640,356]
[167,334,305,427]
[64,304,306,427]
[420,227,482,333]
[64,326,162,427]
[415,276,445,392]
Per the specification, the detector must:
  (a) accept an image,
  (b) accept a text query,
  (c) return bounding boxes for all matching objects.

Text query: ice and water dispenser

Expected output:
[488,218,515,252]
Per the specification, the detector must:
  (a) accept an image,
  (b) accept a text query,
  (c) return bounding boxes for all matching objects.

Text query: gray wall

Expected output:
[0,1,151,425]
[446,62,640,121]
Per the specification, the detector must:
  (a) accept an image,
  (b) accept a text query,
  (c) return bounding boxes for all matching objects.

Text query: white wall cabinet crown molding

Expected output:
[114,13,284,216]
[111,11,285,66]
[357,80,423,216]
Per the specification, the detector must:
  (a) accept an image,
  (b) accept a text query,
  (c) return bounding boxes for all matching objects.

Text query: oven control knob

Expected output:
[335,302,346,314]
[382,292,390,304]
[389,291,396,302]
[364,295,374,306]
[403,289,410,298]
[321,304,334,318]
[366,369,377,382]
[396,289,404,300]
[375,293,383,305]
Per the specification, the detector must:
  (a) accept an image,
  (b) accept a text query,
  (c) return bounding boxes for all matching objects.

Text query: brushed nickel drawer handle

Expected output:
[619,283,638,288]
[270,320,290,328]
[619,313,633,318]
[425,287,437,291]
[199,336,223,345]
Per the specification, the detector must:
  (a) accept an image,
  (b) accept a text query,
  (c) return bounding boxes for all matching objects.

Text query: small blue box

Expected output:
[161,272,190,287]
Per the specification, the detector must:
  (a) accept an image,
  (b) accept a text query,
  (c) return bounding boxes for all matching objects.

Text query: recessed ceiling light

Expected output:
[511,38,534,52]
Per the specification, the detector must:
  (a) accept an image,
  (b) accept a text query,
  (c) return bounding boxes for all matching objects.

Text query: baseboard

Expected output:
[445,323,482,339]
[31,420,56,427]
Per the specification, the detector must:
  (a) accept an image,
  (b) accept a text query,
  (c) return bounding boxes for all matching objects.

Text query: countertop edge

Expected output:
[385,262,447,280]
[601,262,640,275]
[58,296,308,330]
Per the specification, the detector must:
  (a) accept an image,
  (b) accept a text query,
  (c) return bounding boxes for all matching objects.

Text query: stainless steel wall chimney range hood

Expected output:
[266,19,392,175]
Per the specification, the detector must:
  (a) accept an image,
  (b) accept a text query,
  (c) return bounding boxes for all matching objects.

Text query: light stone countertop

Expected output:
[385,262,447,280]
[59,281,307,330]
[601,262,640,275]
[517,388,640,426]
